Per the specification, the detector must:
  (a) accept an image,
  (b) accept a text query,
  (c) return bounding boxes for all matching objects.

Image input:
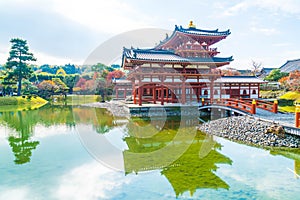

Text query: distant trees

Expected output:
[221,68,241,76]
[5,38,36,96]
[264,69,289,82]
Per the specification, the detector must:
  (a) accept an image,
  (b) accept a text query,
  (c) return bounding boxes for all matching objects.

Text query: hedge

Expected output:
[0,97,18,105]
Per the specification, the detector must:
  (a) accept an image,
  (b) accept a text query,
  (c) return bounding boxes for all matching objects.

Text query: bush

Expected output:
[278,99,294,106]
[0,97,18,105]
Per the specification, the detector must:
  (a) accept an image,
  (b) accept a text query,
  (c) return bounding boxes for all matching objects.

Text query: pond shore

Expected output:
[82,101,130,117]
[198,116,300,148]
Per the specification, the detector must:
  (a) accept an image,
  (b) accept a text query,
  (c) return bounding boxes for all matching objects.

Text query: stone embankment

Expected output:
[198,116,300,148]
[82,101,130,117]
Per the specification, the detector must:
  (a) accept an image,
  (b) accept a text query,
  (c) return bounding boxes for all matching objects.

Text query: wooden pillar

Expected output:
[153,87,156,104]
[229,83,232,98]
[182,83,186,104]
[296,105,300,128]
[210,79,214,104]
[133,88,137,104]
[166,88,169,103]
[190,87,193,102]
[238,83,241,99]
[116,86,119,99]
[219,83,222,100]
[249,84,251,98]
[138,85,142,106]
[161,85,164,105]
[196,87,200,103]
[273,99,278,113]
[171,89,175,103]
[251,99,256,114]
[258,84,260,98]
[124,88,127,99]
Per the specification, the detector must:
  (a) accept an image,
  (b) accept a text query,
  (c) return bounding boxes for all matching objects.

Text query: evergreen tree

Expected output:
[5,38,36,96]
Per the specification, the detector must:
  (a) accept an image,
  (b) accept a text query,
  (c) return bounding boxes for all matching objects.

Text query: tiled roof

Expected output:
[123,48,233,63]
[175,25,231,36]
[279,59,300,73]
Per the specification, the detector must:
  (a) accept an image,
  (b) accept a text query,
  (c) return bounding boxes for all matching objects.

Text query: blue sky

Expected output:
[0,0,300,69]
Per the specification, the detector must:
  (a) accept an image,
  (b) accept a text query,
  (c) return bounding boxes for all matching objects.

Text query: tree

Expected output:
[63,75,79,94]
[37,80,58,99]
[5,38,36,96]
[52,78,69,98]
[278,70,300,92]
[251,60,262,76]
[264,69,289,82]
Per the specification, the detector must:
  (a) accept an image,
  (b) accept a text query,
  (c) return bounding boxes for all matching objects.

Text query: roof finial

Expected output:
[188,20,196,28]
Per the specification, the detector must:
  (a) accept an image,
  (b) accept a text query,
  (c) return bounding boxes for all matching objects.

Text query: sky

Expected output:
[0,0,300,69]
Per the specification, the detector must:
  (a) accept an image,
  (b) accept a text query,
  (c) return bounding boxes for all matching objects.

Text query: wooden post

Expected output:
[295,104,300,128]
[273,99,278,113]
[182,83,186,104]
[153,87,156,104]
[251,99,256,114]
[116,87,119,99]
[171,89,175,103]
[133,88,137,104]
[124,88,127,99]
[210,80,214,104]
[161,85,164,105]
[138,86,142,106]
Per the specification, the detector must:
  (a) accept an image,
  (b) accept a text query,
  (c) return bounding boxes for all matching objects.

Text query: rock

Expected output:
[198,116,299,148]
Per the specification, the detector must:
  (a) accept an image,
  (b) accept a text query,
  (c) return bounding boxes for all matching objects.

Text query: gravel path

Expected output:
[82,101,130,117]
[198,116,300,148]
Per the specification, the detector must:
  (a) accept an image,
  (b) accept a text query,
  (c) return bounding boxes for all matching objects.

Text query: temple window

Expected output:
[243,89,247,95]
[204,90,208,96]
[252,90,257,94]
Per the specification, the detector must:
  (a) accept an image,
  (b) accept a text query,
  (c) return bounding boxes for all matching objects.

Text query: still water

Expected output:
[0,105,299,200]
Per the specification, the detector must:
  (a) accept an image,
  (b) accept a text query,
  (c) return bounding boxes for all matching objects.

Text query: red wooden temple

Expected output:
[118,21,264,106]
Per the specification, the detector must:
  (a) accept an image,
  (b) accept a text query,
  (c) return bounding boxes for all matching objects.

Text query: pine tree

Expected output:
[5,38,36,96]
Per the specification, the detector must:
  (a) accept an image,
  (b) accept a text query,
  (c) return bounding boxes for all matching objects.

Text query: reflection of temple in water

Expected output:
[123,117,232,197]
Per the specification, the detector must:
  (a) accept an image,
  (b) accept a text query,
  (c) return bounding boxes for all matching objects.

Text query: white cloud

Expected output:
[250,27,279,36]
[34,51,84,65]
[52,0,153,34]
[55,161,131,200]
[216,0,300,17]
[223,1,252,16]
[0,187,31,200]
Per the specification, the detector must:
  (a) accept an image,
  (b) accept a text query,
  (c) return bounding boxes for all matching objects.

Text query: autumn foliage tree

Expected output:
[278,70,300,91]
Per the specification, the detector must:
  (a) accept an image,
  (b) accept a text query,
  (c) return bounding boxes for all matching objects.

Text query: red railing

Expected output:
[241,98,277,113]
[201,98,278,115]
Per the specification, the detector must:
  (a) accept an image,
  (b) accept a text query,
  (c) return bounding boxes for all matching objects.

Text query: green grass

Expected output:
[0,96,48,112]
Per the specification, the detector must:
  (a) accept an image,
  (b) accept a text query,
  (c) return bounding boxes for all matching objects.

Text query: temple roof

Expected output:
[155,23,231,49]
[279,59,300,73]
[174,25,231,36]
[123,47,233,64]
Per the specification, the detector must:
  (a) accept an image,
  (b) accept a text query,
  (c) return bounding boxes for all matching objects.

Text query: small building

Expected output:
[279,59,300,73]
[118,21,265,105]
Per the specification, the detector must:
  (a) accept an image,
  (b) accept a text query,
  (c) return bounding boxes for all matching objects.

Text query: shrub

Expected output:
[0,97,18,105]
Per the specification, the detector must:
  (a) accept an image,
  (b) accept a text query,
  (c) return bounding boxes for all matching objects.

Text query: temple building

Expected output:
[119,21,264,105]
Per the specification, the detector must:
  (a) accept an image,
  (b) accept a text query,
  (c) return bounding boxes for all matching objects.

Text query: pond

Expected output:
[0,105,299,200]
